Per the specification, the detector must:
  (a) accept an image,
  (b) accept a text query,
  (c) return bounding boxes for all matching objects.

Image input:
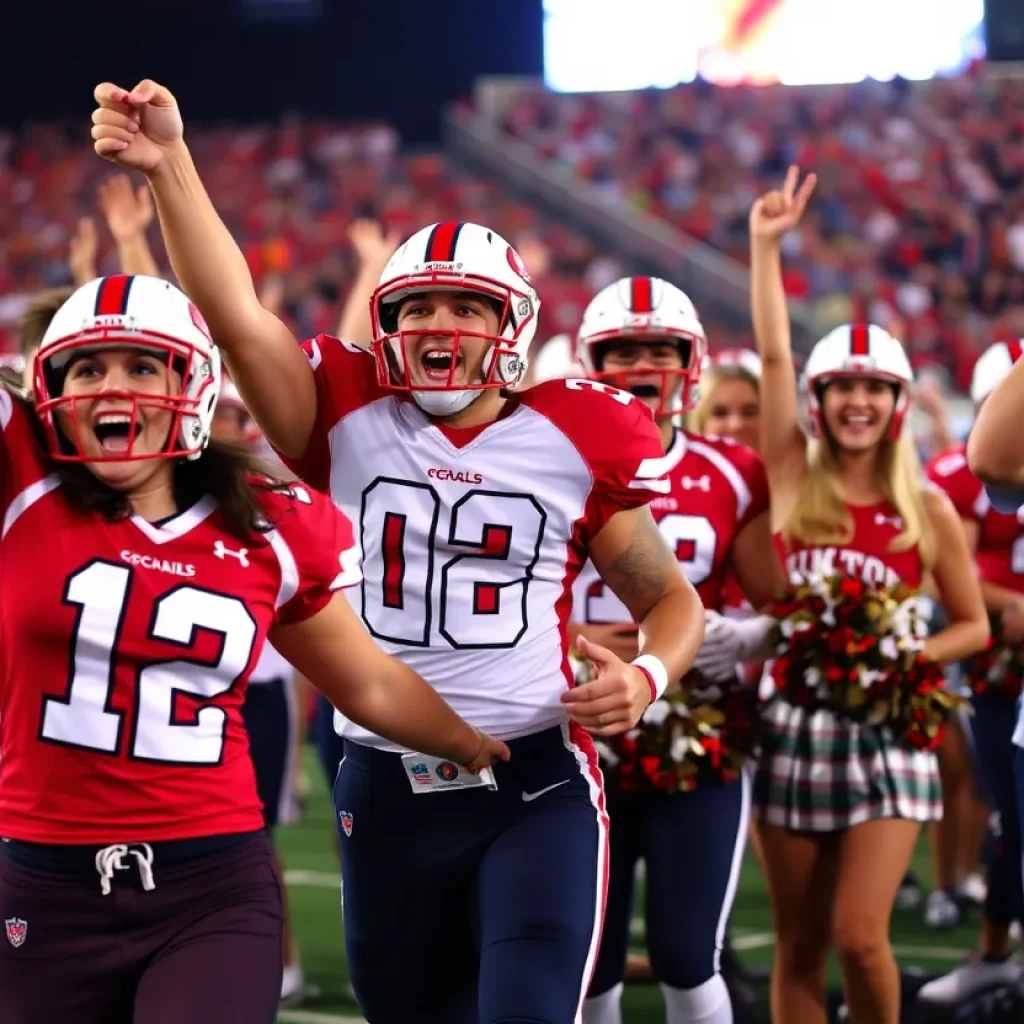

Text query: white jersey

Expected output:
[277,335,669,747]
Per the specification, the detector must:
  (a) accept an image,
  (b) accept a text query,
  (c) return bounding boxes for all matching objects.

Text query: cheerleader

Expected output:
[573,277,786,1024]
[733,167,989,1024]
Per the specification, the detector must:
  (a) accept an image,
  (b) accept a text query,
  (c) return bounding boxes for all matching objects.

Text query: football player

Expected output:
[571,278,785,1024]
[0,275,505,1024]
[917,341,1024,1006]
[92,79,705,1023]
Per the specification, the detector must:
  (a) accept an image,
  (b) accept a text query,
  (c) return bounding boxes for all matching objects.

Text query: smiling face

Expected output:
[702,376,760,449]
[820,376,898,452]
[395,291,503,389]
[57,347,181,490]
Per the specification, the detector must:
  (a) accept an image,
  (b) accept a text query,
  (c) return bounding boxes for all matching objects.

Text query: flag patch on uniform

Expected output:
[5,918,26,948]
[410,762,432,785]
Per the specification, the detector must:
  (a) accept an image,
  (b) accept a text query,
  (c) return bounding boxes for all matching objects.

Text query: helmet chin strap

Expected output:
[412,388,483,417]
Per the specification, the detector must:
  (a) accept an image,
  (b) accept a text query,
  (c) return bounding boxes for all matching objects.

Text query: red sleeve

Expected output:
[925,447,982,522]
[273,335,385,493]
[586,400,667,537]
[261,483,363,627]
[521,379,669,544]
[0,390,50,523]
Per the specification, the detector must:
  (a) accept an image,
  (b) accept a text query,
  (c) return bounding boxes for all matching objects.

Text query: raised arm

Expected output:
[91,79,316,459]
[98,173,160,278]
[748,166,817,503]
[270,595,509,771]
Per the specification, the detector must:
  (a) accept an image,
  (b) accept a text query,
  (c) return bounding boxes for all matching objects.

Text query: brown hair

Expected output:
[19,287,75,359]
[0,379,284,542]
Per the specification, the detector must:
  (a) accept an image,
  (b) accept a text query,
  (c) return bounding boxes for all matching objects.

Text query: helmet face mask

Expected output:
[369,223,539,417]
[33,277,221,465]
[577,277,707,418]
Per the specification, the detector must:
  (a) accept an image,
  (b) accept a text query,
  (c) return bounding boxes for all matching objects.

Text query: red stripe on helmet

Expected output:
[630,277,653,313]
[424,222,463,263]
[849,323,869,356]
[94,275,134,317]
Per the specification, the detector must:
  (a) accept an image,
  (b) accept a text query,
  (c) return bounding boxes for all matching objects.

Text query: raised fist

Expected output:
[91,80,184,175]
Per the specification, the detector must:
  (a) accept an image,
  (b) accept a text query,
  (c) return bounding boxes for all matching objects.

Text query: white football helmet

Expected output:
[803,323,914,440]
[370,221,540,417]
[970,340,1023,405]
[34,275,221,462]
[576,276,706,416]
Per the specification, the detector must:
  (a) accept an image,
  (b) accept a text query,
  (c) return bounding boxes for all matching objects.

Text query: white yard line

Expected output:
[284,869,341,888]
[278,1011,365,1024]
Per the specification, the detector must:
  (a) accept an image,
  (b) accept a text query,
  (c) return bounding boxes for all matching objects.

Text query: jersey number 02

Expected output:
[40,560,257,765]
[360,478,547,649]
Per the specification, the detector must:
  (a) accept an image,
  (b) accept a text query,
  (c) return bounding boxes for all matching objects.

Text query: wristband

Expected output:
[631,654,669,702]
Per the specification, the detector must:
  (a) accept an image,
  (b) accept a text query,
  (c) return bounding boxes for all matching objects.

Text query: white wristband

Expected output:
[632,654,669,702]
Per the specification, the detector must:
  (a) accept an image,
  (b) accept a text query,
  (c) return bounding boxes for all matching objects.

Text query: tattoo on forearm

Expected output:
[603,514,671,621]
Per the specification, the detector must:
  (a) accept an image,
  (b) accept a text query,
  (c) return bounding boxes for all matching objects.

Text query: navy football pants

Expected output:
[335,724,608,1024]
[589,774,750,995]
[972,692,1023,926]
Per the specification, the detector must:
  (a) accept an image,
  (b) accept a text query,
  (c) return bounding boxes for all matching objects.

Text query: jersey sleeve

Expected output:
[272,335,385,493]
[536,380,669,542]
[0,390,51,524]
[262,483,363,627]
[925,448,983,522]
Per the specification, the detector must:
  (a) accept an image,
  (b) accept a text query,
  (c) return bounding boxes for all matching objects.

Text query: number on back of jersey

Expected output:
[564,378,635,407]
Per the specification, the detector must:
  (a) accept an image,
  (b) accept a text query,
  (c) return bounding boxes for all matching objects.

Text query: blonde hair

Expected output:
[687,364,760,435]
[782,429,935,568]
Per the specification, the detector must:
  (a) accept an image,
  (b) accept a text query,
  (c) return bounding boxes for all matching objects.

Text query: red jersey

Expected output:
[0,392,360,844]
[778,502,923,590]
[927,445,1024,594]
[571,429,770,623]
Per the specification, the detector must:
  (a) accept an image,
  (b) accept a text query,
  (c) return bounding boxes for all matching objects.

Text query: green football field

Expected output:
[275,747,981,1024]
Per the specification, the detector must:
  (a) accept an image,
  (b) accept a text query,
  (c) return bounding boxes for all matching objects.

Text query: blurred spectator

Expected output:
[496,70,1024,384]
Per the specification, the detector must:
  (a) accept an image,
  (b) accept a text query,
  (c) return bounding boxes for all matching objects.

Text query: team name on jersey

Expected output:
[786,547,901,588]
[120,550,197,578]
[649,495,680,511]
[427,467,484,484]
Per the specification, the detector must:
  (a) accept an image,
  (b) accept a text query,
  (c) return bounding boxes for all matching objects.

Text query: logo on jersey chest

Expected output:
[120,550,196,578]
[213,540,249,567]
[785,547,901,588]
[5,918,26,948]
[680,475,711,492]
[650,496,679,511]
[427,467,484,484]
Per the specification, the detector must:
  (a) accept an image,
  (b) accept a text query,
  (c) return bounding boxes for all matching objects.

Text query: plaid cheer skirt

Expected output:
[752,697,943,832]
